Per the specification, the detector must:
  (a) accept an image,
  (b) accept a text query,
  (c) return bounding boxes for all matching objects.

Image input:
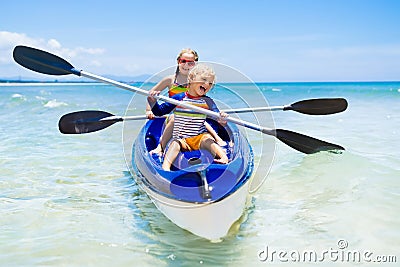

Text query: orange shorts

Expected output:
[178,133,211,151]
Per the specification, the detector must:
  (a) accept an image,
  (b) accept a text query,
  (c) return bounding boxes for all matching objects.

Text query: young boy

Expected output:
[147,64,229,171]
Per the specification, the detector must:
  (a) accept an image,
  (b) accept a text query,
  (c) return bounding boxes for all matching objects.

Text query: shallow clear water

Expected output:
[0,82,399,266]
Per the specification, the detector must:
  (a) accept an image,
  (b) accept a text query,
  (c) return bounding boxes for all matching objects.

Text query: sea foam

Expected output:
[44,99,68,108]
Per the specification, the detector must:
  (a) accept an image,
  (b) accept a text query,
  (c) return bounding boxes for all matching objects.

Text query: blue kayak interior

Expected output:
[132,118,254,203]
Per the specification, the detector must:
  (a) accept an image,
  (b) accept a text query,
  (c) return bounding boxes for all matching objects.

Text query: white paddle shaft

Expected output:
[81,71,275,136]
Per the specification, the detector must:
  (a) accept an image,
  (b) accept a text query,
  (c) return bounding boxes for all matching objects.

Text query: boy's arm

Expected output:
[204,97,228,127]
[204,97,220,113]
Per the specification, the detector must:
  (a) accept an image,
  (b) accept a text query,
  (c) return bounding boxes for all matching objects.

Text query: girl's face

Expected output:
[177,52,196,75]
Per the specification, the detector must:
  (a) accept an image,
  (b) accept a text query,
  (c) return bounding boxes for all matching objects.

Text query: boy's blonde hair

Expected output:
[188,64,216,84]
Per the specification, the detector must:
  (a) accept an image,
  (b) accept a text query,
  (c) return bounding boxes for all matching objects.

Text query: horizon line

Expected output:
[1,79,400,84]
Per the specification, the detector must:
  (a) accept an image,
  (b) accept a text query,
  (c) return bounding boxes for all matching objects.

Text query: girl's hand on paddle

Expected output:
[217,111,228,126]
[146,110,155,120]
[147,91,160,105]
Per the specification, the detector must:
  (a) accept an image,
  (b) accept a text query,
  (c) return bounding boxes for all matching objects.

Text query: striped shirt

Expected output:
[150,92,220,138]
[173,97,209,139]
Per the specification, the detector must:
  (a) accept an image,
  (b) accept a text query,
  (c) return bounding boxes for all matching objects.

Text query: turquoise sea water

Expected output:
[0,81,399,266]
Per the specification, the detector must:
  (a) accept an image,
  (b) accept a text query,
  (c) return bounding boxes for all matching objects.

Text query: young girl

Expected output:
[146,49,225,156]
[145,48,199,119]
[147,64,229,171]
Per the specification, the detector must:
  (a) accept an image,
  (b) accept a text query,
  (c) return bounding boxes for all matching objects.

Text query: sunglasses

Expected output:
[178,58,196,66]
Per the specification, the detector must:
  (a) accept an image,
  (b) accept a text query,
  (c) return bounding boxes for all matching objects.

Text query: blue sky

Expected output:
[1,0,399,81]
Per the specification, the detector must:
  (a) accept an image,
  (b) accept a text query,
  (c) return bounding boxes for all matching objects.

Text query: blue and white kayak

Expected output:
[13,45,348,241]
[132,117,254,240]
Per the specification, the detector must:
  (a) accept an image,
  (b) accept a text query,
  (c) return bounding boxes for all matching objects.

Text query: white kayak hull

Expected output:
[132,118,254,241]
[142,178,251,241]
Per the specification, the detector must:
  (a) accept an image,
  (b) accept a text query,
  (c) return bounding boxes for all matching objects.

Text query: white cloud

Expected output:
[0,31,105,66]
[0,31,40,49]
[47,39,61,49]
[89,60,102,67]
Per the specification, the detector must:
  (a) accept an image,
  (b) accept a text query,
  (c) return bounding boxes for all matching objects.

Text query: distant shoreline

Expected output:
[0,80,146,84]
[0,82,102,86]
[1,80,399,85]
[0,79,99,84]
[0,80,147,86]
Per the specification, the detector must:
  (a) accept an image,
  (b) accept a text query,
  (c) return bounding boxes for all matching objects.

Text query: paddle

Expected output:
[13,45,345,154]
[59,96,348,133]
[58,110,123,134]
[233,98,347,115]
[59,111,345,153]
[58,100,346,134]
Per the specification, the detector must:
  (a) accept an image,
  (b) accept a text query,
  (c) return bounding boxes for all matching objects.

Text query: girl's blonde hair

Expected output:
[188,64,216,84]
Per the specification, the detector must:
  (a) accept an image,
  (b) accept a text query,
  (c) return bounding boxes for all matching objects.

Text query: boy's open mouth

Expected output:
[200,86,207,93]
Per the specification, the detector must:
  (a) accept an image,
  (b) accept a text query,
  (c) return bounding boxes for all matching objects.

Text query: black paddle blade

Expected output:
[13,45,80,76]
[59,111,122,134]
[284,98,348,115]
[275,129,345,154]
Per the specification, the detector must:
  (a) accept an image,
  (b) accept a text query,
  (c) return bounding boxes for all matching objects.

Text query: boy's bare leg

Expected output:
[201,135,228,164]
[204,121,226,146]
[211,143,229,164]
